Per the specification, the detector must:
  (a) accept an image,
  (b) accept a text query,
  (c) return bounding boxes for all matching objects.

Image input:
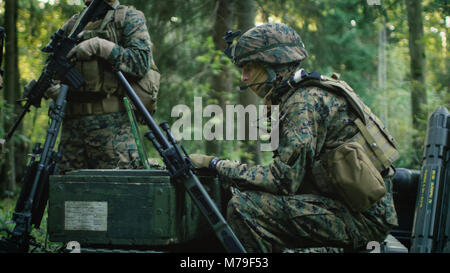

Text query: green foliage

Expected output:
[0,197,15,232]
[0,194,63,252]
[0,0,447,253]
[0,0,448,185]
[255,0,448,169]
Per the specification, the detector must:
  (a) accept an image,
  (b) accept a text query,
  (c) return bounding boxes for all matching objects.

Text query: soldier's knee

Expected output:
[226,190,255,221]
[226,193,251,223]
[226,194,240,218]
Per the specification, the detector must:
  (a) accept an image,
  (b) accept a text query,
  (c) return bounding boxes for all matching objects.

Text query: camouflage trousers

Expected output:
[58,112,139,174]
[226,188,389,253]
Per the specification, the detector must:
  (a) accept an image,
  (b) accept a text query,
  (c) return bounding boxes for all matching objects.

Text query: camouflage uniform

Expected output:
[216,23,398,253]
[57,0,153,174]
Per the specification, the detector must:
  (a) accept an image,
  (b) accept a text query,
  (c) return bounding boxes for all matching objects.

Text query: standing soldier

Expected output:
[46,0,159,173]
[190,23,399,252]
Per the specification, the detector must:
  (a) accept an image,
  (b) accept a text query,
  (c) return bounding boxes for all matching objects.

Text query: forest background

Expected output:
[0,0,448,198]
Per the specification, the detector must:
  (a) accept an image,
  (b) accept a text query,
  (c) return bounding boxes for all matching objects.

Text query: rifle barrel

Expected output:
[116,71,171,150]
[6,103,30,140]
[116,71,246,253]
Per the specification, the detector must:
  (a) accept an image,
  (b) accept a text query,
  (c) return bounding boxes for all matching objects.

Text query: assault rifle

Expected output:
[116,71,247,253]
[5,0,113,141]
[0,0,113,253]
[0,85,68,253]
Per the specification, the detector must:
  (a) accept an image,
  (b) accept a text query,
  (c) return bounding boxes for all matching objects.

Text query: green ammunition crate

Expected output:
[47,169,221,247]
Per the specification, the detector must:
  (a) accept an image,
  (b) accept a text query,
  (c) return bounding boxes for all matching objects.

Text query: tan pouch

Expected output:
[75,60,103,92]
[131,67,160,115]
[325,141,386,212]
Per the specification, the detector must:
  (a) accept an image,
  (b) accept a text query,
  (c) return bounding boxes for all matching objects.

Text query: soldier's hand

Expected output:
[67,37,116,62]
[189,154,215,169]
[45,83,61,101]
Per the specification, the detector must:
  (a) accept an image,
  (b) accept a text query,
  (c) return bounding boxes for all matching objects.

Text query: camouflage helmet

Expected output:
[232,23,308,67]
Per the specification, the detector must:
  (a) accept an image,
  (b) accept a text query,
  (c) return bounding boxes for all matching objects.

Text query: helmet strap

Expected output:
[238,62,275,98]
[239,80,272,91]
[256,63,277,98]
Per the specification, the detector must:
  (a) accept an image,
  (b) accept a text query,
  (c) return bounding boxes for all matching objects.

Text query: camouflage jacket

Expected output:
[216,84,398,226]
[62,0,152,78]
[106,4,152,78]
[217,85,359,195]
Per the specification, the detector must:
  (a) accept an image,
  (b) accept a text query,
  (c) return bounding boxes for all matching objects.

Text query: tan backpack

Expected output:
[301,75,399,212]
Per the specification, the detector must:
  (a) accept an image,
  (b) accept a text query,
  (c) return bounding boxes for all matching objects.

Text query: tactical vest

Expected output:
[291,74,399,211]
[64,3,160,116]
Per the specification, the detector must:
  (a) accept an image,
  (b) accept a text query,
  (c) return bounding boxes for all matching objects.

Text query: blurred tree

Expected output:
[205,0,233,155]
[0,0,80,195]
[235,0,262,165]
[1,0,19,196]
[0,0,448,191]
[406,0,427,165]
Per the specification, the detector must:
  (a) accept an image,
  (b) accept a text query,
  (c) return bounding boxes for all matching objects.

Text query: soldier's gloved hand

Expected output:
[67,37,116,62]
[189,154,218,169]
[44,83,61,101]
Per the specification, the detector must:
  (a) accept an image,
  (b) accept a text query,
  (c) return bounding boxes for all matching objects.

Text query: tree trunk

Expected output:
[405,0,427,164]
[1,0,19,196]
[378,20,388,126]
[206,0,233,155]
[446,12,450,107]
[235,0,261,164]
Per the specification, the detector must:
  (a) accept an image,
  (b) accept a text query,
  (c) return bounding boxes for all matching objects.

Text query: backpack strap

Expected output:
[99,0,120,31]
[354,118,394,171]
[63,1,122,38]
[294,72,399,172]
[297,77,368,124]
[63,13,81,37]
[114,4,129,29]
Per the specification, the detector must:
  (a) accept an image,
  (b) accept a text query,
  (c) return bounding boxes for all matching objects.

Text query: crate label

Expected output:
[64,201,108,231]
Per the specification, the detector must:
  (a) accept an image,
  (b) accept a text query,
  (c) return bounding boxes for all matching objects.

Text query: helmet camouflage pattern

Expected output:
[232,23,308,67]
